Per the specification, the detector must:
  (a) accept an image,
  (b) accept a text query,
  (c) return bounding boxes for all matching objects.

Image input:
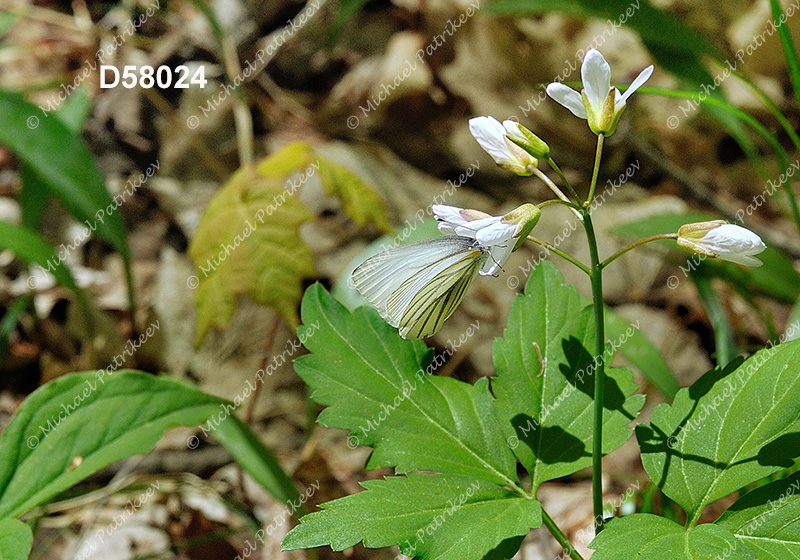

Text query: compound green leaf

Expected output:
[636,339,800,521]
[716,472,800,559]
[492,262,644,491]
[0,518,32,560]
[590,514,756,559]
[0,370,224,519]
[296,284,518,487]
[189,164,315,344]
[283,474,541,560]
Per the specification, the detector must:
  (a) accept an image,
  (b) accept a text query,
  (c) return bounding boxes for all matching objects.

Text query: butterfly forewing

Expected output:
[352,237,486,337]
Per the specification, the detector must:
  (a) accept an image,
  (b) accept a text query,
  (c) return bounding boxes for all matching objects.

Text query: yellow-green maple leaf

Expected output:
[189,165,315,345]
[256,142,393,234]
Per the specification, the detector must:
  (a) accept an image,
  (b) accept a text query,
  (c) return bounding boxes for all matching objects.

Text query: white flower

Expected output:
[546,49,653,136]
[469,116,538,176]
[677,221,766,266]
[433,203,540,275]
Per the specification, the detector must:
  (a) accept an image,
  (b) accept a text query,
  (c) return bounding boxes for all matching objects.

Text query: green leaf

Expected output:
[213,415,300,509]
[189,164,315,344]
[716,472,800,558]
[691,270,737,366]
[789,297,800,342]
[483,0,721,86]
[0,89,129,262]
[0,221,92,334]
[0,518,32,560]
[296,283,519,486]
[0,370,225,519]
[492,262,644,490]
[615,212,800,303]
[636,339,800,522]
[315,155,393,233]
[590,514,757,559]
[20,87,91,230]
[283,474,541,560]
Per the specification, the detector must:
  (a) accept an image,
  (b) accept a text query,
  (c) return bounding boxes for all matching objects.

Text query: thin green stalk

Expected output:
[537,198,582,212]
[542,508,585,560]
[585,134,604,206]
[583,210,607,534]
[600,234,678,269]
[546,156,583,204]
[768,0,800,112]
[532,168,583,220]
[525,237,591,276]
[727,67,800,154]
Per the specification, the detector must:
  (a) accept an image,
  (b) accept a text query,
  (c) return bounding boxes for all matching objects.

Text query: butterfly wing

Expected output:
[394,250,485,338]
[352,237,485,337]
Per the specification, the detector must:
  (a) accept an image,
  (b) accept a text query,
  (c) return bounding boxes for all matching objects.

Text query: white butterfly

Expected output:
[352,205,522,339]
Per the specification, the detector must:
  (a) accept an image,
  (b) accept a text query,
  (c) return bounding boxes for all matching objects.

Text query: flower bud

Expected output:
[677,220,766,266]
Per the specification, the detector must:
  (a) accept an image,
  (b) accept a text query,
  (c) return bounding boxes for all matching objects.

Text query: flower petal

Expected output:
[619,64,654,104]
[717,252,764,267]
[546,83,587,118]
[469,116,517,167]
[433,204,471,226]
[474,219,517,246]
[581,49,612,109]
[452,215,502,239]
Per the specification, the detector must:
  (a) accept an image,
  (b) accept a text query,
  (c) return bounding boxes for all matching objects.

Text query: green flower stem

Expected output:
[599,234,678,270]
[525,237,591,276]
[546,157,583,204]
[542,508,585,560]
[582,209,607,534]
[532,168,583,220]
[585,134,605,206]
[537,199,582,212]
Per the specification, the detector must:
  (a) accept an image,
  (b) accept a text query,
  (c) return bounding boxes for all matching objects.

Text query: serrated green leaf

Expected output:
[0,370,225,519]
[492,262,644,490]
[716,472,800,559]
[296,284,519,487]
[283,474,541,560]
[0,518,32,560]
[615,212,800,303]
[189,165,315,344]
[636,339,800,522]
[316,155,393,233]
[590,514,757,559]
[0,89,129,263]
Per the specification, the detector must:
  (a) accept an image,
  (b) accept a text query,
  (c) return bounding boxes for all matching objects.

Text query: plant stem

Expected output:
[583,210,607,534]
[585,134,604,206]
[532,168,583,220]
[542,508,585,560]
[599,234,678,269]
[546,157,583,204]
[525,237,591,276]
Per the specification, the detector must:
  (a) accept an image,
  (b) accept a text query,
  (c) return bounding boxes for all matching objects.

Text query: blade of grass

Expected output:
[769,0,800,111]
[690,271,737,366]
[635,85,800,235]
